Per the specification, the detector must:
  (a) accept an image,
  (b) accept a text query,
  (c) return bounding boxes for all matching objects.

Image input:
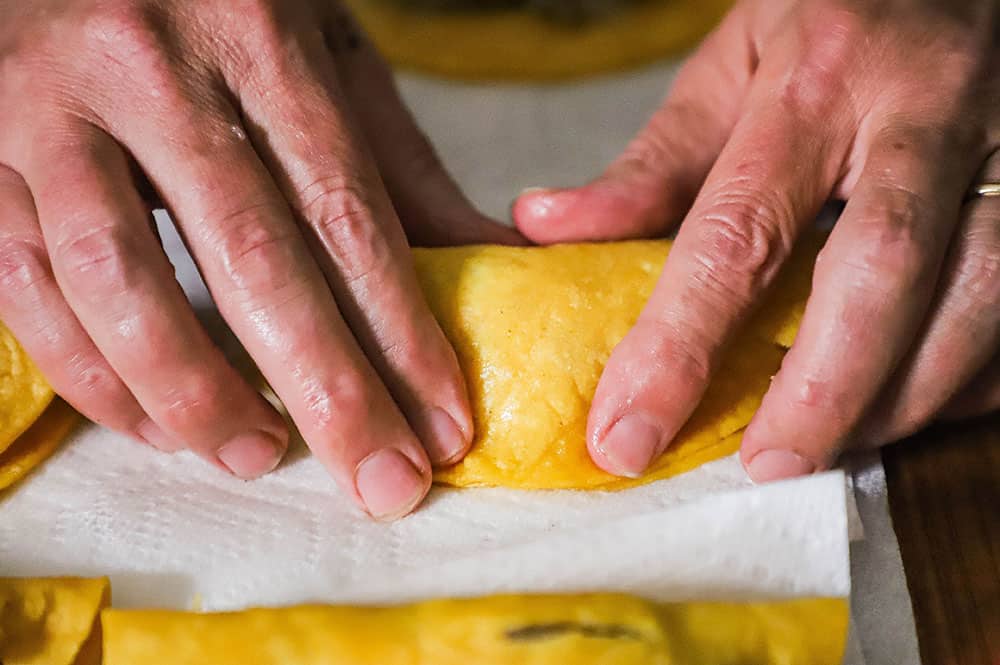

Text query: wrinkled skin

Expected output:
[3,0,998,522]
[0,0,522,520]
[514,0,1000,482]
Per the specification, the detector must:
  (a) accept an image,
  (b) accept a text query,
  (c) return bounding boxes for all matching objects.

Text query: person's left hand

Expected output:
[513,0,999,482]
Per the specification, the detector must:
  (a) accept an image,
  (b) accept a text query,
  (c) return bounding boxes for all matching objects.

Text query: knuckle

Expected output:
[619,106,687,170]
[693,188,788,301]
[843,186,935,292]
[53,350,151,433]
[953,240,1000,310]
[300,176,389,284]
[0,43,49,103]
[54,225,137,298]
[81,4,161,66]
[208,204,304,296]
[64,353,128,407]
[778,65,842,122]
[0,237,52,295]
[157,373,230,435]
[782,8,862,118]
[790,374,854,425]
[228,0,319,80]
[78,4,194,105]
[613,102,705,200]
[377,334,443,389]
[803,3,869,46]
[300,373,368,430]
[665,340,713,388]
[631,319,713,388]
[375,336,416,372]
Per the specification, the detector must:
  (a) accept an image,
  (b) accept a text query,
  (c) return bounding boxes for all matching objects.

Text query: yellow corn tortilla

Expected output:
[0,399,79,492]
[416,237,820,490]
[0,321,53,455]
[102,593,847,664]
[0,577,109,665]
[344,0,732,81]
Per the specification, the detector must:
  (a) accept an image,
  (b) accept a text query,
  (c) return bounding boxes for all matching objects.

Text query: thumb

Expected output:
[513,6,756,244]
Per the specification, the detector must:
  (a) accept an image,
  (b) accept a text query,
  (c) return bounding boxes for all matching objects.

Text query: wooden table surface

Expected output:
[883,413,1000,665]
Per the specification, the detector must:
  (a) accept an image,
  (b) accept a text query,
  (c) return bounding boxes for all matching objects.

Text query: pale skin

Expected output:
[1,0,997,520]
[515,0,1000,481]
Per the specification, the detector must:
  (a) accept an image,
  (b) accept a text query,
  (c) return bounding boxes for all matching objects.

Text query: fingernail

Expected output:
[423,408,470,467]
[511,187,553,222]
[136,419,183,453]
[355,448,428,521]
[597,415,664,478]
[746,449,816,484]
[217,432,283,479]
[516,187,567,221]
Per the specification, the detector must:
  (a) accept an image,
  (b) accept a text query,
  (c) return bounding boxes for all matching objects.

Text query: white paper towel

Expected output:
[0,432,850,611]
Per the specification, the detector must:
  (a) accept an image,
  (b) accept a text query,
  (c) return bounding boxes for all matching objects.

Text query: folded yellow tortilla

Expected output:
[416,236,820,489]
[344,0,732,80]
[0,321,53,456]
[0,577,109,665]
[0,321,71,493]
[102,593,847,665]
[0,399,79,492]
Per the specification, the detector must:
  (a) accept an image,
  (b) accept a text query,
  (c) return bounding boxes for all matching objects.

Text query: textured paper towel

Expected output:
[0,432,850,611]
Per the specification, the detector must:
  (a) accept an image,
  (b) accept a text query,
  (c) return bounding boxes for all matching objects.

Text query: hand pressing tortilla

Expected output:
[415,237,819,490]
[0,577,109,665]
[102,593,847,665]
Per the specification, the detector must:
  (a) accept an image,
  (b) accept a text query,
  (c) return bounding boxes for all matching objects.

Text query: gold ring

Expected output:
[968,182,1000,199]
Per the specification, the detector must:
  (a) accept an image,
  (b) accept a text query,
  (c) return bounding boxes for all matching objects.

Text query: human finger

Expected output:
[0,162,173,449]
[109,51,433,518]
[585,84,842,477]
[861,158,1000,444]
[20,123,289,477]
[222,12,475,470]
[513,4,756,244]
[741,124,978,481]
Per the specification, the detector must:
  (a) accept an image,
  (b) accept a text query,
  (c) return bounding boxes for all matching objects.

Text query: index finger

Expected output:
[223,17,476,469]
[587,95,841,478]
[102,63,434,518]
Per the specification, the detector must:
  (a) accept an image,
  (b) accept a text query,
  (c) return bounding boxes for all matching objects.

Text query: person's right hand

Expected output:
[0,0,521,519]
